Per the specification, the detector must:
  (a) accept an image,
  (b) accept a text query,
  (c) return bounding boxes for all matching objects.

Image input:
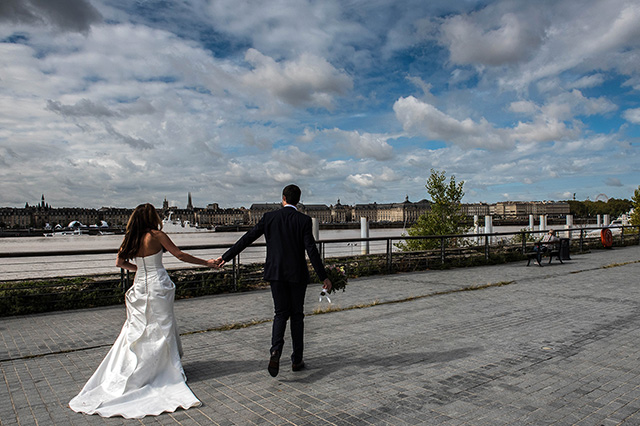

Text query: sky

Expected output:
[1,0,639,209]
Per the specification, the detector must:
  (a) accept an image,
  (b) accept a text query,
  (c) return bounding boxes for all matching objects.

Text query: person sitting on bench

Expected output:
[533,229,559,265]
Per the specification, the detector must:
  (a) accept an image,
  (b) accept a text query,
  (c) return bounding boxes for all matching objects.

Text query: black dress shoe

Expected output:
[268,351,280,377]
[292,361,305,371]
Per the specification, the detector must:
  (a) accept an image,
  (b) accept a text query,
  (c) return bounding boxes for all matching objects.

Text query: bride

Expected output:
[69,203,218,418]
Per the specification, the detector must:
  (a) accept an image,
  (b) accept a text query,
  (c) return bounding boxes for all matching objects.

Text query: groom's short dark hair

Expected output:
[283,184,301,206]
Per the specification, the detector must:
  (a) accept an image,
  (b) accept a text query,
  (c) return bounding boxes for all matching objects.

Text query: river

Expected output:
[0,225,579,280]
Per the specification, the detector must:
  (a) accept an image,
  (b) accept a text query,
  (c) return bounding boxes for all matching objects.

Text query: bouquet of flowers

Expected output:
[320,265,348,302]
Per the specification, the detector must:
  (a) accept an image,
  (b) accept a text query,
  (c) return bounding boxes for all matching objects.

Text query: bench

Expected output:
[526,242,563,266]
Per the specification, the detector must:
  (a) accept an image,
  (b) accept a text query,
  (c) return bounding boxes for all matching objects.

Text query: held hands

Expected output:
[205,257,226,269]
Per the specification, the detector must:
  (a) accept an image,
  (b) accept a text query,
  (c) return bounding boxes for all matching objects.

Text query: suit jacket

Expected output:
[221,206,327,283]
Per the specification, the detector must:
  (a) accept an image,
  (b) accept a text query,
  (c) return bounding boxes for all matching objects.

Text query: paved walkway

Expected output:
[2,245,640,425]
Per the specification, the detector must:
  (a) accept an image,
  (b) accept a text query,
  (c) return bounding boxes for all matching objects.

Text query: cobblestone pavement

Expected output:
[2,245,640,425]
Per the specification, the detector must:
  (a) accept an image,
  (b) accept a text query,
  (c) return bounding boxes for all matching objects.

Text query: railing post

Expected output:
[521,233,526,255]
[360,217,369,255]
[387,238,392,273]
[120,268,125,292]
[232,256,238,292]
[579,229,584,252]
[485,235,489,260]
[621,226,625,245]
[440,237,445,263]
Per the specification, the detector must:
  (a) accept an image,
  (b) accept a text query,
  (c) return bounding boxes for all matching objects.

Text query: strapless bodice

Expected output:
[132,251,171,295]
[134,250,164,272]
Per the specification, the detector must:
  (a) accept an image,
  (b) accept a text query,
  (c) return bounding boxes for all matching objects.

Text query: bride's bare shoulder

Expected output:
[148,229,173,246]
[149,229,167,238]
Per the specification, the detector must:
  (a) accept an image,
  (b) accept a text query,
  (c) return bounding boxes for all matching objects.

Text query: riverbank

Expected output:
[0,217,597,238]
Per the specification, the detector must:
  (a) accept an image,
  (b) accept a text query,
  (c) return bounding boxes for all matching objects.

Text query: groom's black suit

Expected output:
[221,205,327,364]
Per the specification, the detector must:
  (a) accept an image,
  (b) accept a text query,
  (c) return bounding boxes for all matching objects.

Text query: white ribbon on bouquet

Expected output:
[319,289,331,303]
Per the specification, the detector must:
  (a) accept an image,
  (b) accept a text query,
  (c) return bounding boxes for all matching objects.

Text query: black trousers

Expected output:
[269,280,307,364]
[533,245,548,262]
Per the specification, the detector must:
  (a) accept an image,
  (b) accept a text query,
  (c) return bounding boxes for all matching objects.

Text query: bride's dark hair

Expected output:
[118,203,163,260]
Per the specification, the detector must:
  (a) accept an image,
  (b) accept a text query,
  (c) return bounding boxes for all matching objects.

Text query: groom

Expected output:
[216,184,332,377]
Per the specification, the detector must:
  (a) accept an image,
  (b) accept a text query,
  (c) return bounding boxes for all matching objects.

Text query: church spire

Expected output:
[187,192,193,210]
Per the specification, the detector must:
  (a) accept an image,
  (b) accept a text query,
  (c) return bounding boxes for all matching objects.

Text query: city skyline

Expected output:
[7,192,613,212]
[4,186,630,211]
[3,193,575,231]
[1,0,639,209]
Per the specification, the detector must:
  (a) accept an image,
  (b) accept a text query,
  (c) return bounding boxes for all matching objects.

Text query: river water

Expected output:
[0,225,577,280]
[0,228,407,280]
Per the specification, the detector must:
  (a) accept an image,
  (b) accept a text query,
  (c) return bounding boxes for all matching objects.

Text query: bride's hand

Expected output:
[205,258,220,268]
[207,257,225,268]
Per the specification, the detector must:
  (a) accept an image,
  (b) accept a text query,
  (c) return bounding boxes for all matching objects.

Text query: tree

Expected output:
[631,186,640,226]
[399,169,468,251]
[567,198,632,218]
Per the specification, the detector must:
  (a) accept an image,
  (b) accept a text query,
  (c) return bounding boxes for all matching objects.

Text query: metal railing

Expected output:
[1,225,638,316]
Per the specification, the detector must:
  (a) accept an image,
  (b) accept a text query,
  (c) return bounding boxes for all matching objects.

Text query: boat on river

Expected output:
[43,220,117,237]
[162,213,212,233]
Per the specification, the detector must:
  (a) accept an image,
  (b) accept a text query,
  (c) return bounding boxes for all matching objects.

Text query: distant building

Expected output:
[461,203,491,217]
[0,207,30,228]
[0,194,572,230]
[247,203,281,225]
[492,201,570,219]
[299,204,332,223]
[330,199,351,223]
[196,206,246,226]
[351,197,431,224]
[99,208,132,227]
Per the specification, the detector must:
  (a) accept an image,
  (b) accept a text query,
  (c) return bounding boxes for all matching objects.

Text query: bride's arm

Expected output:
[116,255,137,272]
[153,230,217,267]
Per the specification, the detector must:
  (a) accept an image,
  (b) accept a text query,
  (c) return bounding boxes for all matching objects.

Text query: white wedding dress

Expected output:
[69,251,201,418]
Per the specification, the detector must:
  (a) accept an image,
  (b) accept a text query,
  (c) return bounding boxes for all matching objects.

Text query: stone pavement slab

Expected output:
[1,245,640,425]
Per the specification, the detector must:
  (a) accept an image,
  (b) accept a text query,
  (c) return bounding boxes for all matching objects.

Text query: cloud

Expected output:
[271,146,323,178]
[205,0,382,65]
[508,90,616,144]
[623,108,640,124]
[440,12,544,66]
[326,129,394,161]
[546,90,617,118]
[510,119,576,144]
[240,128,273,150]
[105,123,154,150]
[347,173,375,188]
[568,74,606,89]
[605,177,623,187]
[46,99,119,118]
[379,166,400,182]
[405,75,438,104]
[393,96,512,150]
[0,0,101,33]
[622,76,640,91]
[496,1,640,90]
[509,100,538,115]
[241,49,352,110]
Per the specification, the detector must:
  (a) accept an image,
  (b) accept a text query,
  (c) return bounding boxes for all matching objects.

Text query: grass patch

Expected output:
[182,318,273,335]
[602,260,640,269]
